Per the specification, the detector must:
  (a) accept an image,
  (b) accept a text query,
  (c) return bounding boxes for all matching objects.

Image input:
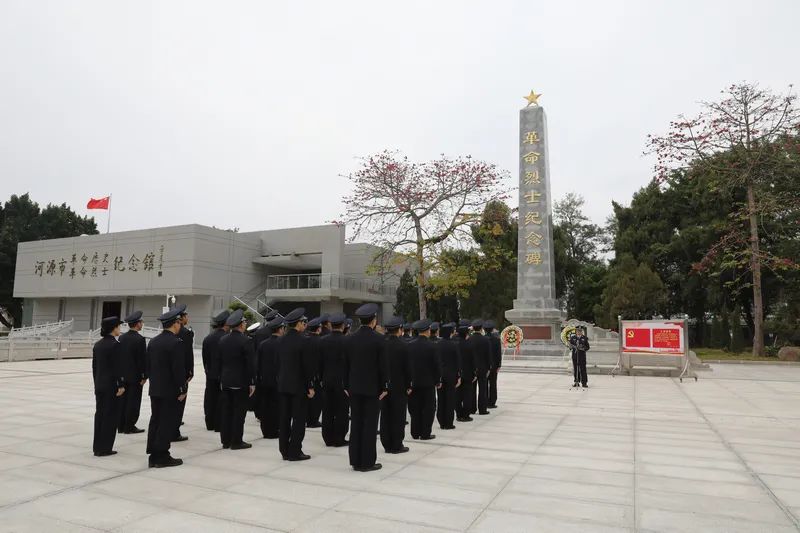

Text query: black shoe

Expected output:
[411,435,419,440]
[488,405,497,409]
[230,442,252,450]
[420,435,436,440]
[479,411,489,415]
[387,446,409,454]
[354,463,383,472]
[262,434,279,440]
[461,416,474,422]
[287,453,311,461]
[180,422,185,426]
[582,384,588,388]
[573,382,580,388]
[334,440,349,447]
[222,443,230,449]
[94,450,117,457]
[128,427,145,434]
[154,457,183,468]
[171,435,188,443]
[306,422,322,428]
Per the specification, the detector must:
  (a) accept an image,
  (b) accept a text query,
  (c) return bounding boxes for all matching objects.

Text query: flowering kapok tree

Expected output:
[647,83,800,356]
[338,150,511,318]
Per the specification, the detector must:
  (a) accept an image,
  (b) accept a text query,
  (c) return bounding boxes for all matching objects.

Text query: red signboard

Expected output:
[622,320,685,356]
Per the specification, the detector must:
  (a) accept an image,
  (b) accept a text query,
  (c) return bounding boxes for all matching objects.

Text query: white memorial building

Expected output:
[13,223,401,336]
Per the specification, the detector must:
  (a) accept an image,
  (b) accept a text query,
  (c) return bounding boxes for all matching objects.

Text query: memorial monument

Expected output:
[505,90,566,357]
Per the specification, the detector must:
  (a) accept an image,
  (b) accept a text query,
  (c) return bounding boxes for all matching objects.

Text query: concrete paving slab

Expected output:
[2,360,800,531]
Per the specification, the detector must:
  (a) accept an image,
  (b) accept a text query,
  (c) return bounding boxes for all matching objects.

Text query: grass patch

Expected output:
[694,348,778,361]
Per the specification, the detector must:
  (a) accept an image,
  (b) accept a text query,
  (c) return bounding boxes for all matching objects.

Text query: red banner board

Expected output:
[622,321,685,356]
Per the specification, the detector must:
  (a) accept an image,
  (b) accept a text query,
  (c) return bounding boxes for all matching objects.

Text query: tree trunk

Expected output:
[416,245,427,319]
[747,182,765,356]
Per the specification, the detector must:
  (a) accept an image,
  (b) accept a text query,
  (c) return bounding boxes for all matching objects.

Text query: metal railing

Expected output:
[265,273,398,297]
[9,319,74,338]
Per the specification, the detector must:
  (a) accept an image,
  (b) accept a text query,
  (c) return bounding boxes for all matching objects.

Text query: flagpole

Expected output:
[107,194,112,234]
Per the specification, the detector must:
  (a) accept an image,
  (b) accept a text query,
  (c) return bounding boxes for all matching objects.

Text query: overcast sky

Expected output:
[1,1,797,237]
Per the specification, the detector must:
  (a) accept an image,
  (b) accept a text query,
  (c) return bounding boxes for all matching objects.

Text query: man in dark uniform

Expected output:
[343,303,389,472]
[320,313,332,336]
[380,315,412,454]
[219,310,256,450]
[485,320,502,408]
[305,317,324,429]
[256,315,284,439]
[173,307,193,442]
[430,322,440,343]
[276,308,315,461]
[436,322,461,430]
[201,310,230,432]
[93,316,125,456]
[146,306,187,468]
[118,311,147,434]
[253,309,278,349]
[407,318,442,440]
[469,319,493,415]
[572,327,590,388]
[402,323,413,342]
[343,318,353,336]
[455,319,476,422]
[319,313,349,447]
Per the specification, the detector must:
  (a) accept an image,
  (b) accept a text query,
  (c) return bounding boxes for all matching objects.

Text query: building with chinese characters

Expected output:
[13,223,401,337]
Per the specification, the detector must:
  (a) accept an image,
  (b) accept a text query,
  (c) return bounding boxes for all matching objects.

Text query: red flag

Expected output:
[87,196,110,210]
[624,328,651,348]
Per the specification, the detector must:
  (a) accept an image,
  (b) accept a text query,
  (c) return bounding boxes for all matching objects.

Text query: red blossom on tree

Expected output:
[338,150,511,318]
[647,82,800,356]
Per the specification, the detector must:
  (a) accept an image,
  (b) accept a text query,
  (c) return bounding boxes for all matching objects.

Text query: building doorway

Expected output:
[102,301,122,320]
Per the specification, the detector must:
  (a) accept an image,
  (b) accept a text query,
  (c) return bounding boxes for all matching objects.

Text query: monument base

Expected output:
[505,305,566,358]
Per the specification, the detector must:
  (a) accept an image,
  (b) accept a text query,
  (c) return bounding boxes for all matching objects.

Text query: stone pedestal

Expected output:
[505,101,566,357]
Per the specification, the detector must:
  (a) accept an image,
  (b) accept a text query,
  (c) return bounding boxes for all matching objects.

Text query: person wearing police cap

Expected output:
[320,313,332,336]
[118,311,147,434]
[343,303,389,471]
[218,310,257,450]
[407,318,442,440]
[343,318,353,336]
[468,319,493,415]
[256,314,284,439]
[146,306,188,468]
[92,316,125,456]
[254,308,279,349]
[436,322,461,430]
[455,319,476,422]
[380,315,412,454]
[484,320,502,408]
[276,308,315,461]
[402,323,413,342]
[201,309,230,432]
[305,316,324,429]
[319,312,349,447]
[172,306,193,442]
[430,321,440,343]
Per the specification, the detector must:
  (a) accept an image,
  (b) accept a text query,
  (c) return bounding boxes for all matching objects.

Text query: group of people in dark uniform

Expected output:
[91,302,503,472]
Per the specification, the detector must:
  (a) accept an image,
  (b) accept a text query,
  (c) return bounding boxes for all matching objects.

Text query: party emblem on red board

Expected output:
[625,328,651,348]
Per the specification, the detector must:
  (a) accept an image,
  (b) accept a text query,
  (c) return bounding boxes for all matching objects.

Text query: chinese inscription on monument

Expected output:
[33,245,166,280]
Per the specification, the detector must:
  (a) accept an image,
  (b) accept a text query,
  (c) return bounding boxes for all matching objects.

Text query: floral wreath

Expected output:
[500,325,523,349]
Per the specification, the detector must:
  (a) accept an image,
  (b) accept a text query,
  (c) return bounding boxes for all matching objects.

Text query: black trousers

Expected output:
[572,352,588,385]
[118,381,143,432]
[204,378,222,431]
[306,380,322,426]
[456,378,475,418]
[94,390,120,454]
[175,382,188,437]
[279,393,307,458]
[477,372,489,414]
[488,369,499,406]
[380,389,407,452]
[436,380,457,428]
[322,386,349,446]
[220,388,249,447]
[349,394,379,468]
[257,385,280,438]
[147,396,179,460]
[409,387,435,439]
[470,379,478,414]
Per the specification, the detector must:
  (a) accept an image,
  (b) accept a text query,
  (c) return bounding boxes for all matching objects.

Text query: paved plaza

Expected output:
[0,359,799,532]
